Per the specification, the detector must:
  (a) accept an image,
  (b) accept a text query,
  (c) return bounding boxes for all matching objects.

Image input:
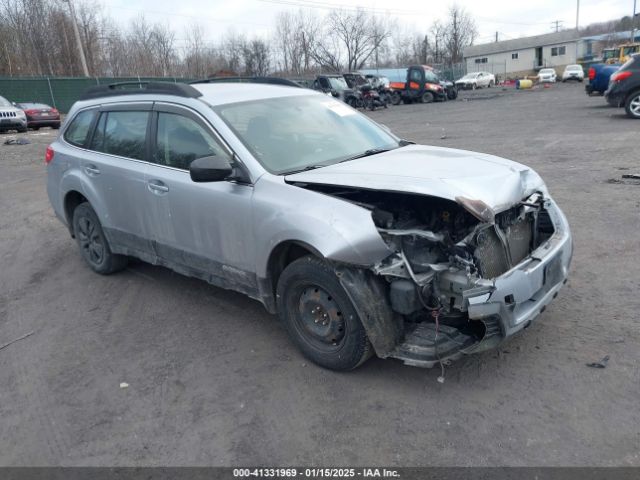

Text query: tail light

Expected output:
[588,67,595,80]
[24,109,38,115]
[611,71,632,82]
[45,145,54,165]
[51,108,59,115]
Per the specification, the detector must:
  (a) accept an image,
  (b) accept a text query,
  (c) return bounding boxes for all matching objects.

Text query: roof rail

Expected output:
[190,76,302,88]
[79,81,203,100]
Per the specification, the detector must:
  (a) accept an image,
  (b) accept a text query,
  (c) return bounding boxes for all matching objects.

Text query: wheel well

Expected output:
[64,191,87,234]
[267,241,320,295]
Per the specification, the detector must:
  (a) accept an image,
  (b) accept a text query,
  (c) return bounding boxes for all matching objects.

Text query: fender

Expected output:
[252,175,391,279]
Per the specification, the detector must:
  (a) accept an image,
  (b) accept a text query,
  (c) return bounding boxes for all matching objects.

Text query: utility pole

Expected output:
[495,31,499,42]
[551,20,563,33]
[632,0,637,43]
[576,0,580,29]
[62,0,89,77]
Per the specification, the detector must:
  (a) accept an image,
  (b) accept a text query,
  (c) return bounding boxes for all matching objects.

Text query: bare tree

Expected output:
[243,38,270,76]
[443,5,477,64]
[325,9,392,71]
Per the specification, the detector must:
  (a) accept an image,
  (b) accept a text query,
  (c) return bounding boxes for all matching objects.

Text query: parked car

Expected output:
[312,74,361,108]
[0,95,27,133]
[455,71,495,89]
[561,65,584,82]
[537,68,557,83]
[16,102,61,130]
[47,81,572,371]
[586,63,621,95]
[389,65,446,104]
[605,53,640,119]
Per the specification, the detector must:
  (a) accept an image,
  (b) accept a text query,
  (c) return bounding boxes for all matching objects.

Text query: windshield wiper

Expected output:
[340,148,393,163]
[282,164,327,175]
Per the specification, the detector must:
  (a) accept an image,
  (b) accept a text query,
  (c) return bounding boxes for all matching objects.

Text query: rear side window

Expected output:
[91,111,149,160]
[154,112,229,170]
[64,110,96,147]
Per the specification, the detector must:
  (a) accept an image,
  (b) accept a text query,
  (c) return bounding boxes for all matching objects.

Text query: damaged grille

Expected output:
[474,216,533,279]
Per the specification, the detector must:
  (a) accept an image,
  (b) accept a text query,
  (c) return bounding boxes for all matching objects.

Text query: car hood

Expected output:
[285,145,546,213]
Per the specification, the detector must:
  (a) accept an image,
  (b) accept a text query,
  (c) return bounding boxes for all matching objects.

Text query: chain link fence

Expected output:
[0,76,195,113]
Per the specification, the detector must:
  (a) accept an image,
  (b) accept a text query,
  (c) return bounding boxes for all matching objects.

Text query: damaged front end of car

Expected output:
[295,184,572,368]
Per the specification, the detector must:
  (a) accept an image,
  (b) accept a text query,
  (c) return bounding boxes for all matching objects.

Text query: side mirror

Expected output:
[190,155,233,182]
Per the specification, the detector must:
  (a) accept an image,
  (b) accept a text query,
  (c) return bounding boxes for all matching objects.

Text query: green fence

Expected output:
[0,76,196,113]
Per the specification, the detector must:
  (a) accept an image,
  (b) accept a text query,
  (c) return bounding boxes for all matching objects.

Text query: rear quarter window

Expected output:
[64,110,96,147]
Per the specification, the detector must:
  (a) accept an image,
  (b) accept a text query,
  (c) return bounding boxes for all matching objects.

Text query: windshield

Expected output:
[540,69,554,74]
[0,96,12,107]
[214,94,400,174]
[603,49,617,61]
[566,65,582,71]
[18,102,49,109]
[424,70,439,83]
[461,73,479,80]
[328,77,348,90]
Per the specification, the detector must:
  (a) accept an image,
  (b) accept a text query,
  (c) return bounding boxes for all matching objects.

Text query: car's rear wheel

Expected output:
[624,91,640,119]
[276,256,372,371]
[390,91,402,105]
[72,202,128,274]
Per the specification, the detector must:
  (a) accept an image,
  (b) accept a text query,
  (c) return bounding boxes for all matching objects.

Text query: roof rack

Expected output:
[190,76,302,88]
[79,81,203,100]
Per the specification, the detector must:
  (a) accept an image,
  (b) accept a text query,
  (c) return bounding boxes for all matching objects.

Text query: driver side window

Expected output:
[154,112,230,170]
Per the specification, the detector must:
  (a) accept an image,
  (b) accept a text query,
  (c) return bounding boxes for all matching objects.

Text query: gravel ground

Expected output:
[0,82,638,466]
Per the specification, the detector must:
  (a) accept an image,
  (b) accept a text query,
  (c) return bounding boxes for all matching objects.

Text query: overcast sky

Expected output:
[100,0,636,46]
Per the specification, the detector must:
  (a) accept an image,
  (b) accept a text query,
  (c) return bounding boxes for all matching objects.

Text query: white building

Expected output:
[463,30,580,79]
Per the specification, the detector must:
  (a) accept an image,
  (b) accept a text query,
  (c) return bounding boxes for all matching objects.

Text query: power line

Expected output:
[551,19,564,32]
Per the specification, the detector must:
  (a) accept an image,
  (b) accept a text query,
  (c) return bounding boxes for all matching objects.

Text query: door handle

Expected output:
[84,165,100,176]
[147,180,169,194]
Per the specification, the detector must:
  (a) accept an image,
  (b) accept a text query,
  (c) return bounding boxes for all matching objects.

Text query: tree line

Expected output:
[0,0,478,78]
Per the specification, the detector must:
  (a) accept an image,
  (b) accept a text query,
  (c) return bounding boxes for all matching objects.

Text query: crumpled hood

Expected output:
[285,145,547,213]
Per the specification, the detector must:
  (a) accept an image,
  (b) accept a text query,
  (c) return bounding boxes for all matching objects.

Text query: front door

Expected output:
[143,104,257,295]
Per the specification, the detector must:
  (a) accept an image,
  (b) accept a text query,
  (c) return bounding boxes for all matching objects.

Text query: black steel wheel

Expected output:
[72,202,128,274]
[276,256,372,370]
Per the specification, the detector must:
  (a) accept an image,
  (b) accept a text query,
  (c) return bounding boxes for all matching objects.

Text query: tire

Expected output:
[421,92,434,104]
[32,126,40,130]
[17,126,27,133]
[390,91,402,105]
[52,124,60,129]
[72,202,128,275]
[471,83,477,90]
[624,91,640,119]
[276,255,372,371]
[347,97,357,108]
[366,98,375,111]
[488,80,494,88]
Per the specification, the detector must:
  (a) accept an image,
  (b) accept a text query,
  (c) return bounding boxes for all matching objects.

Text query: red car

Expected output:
[16,102,61,130]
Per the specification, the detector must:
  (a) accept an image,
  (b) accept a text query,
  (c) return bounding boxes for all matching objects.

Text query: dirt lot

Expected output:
[0,83,638,467]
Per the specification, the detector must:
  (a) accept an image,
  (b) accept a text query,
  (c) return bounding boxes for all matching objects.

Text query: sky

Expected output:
[99,0,637,46]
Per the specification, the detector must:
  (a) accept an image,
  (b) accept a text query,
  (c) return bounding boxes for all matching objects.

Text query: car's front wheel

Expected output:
[276,256,372,371]
[624,91,640,119]
[72,202,128,274]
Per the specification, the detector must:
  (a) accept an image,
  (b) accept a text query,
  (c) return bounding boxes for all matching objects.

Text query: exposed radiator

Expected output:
[474,217,533,278]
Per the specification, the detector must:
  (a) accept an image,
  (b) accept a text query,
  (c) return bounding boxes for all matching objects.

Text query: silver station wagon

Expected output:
[46,81,572,371]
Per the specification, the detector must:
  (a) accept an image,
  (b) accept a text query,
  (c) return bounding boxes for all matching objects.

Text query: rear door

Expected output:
[83,103,154,259]
[143,103,257,294]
